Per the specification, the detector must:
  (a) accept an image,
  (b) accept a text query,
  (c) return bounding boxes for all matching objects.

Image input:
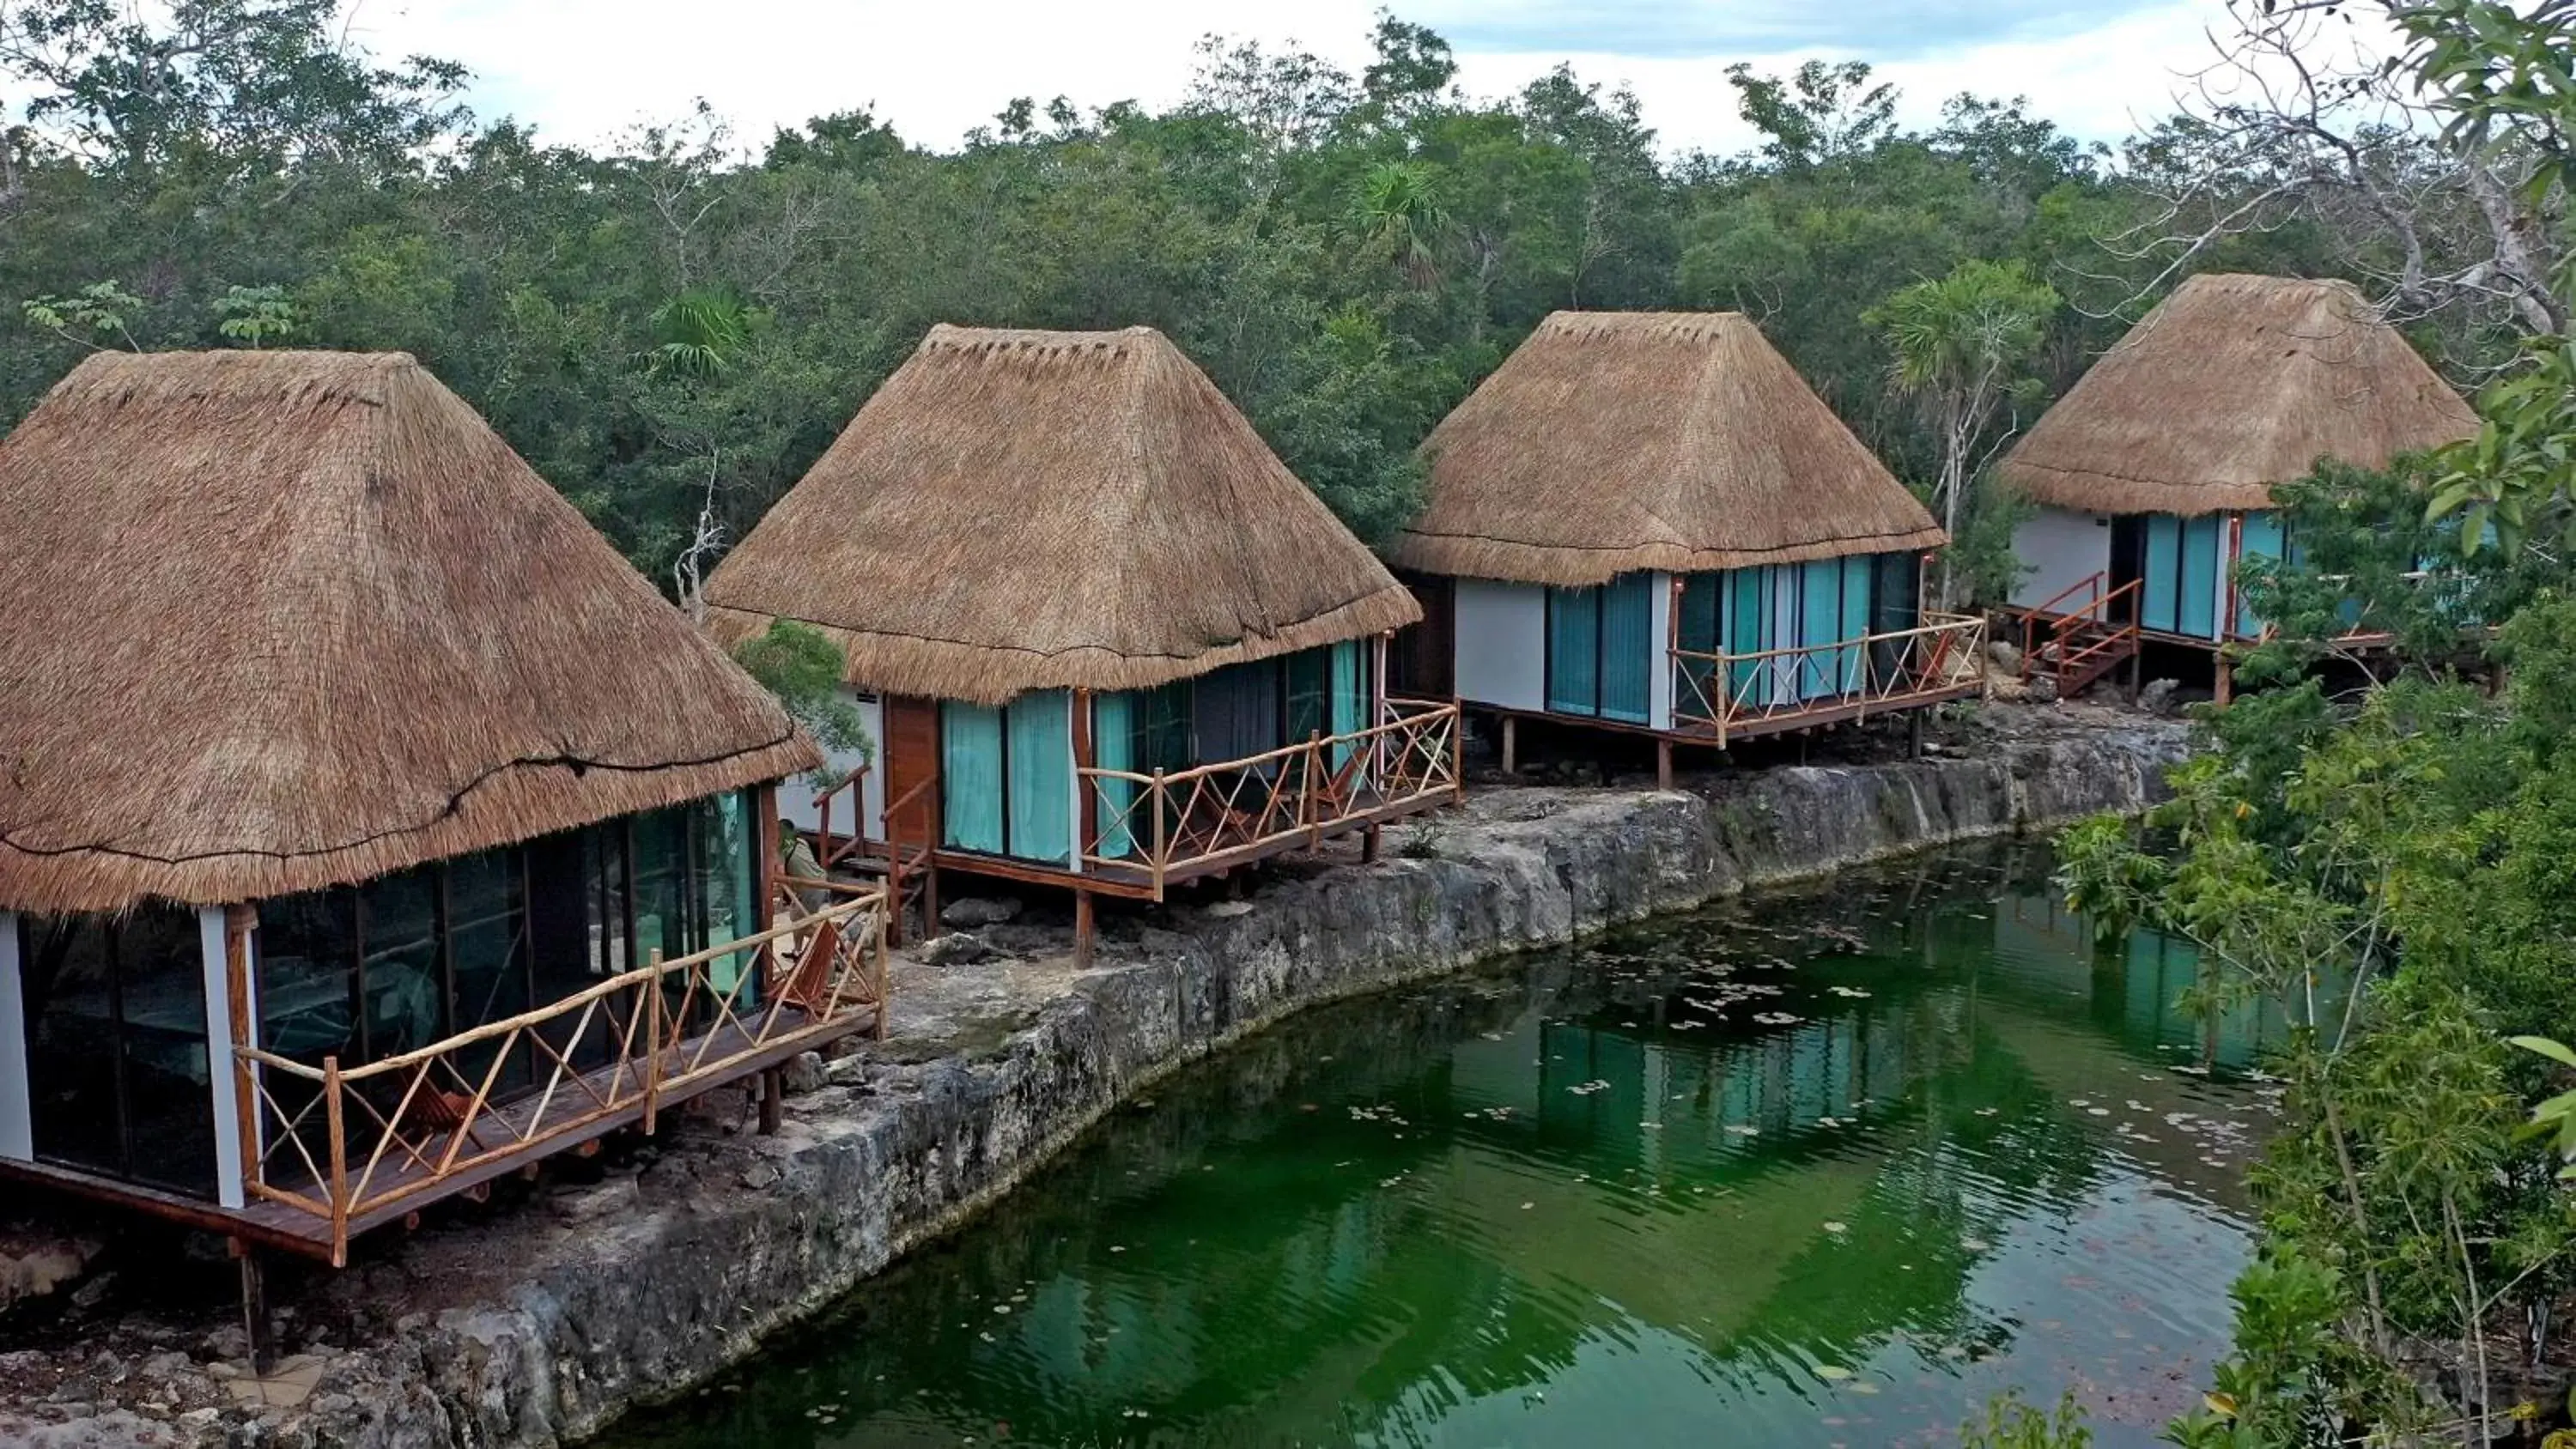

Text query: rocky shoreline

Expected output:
[0,704,2188,1448]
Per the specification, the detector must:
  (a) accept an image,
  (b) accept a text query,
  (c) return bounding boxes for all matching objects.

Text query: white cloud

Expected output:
[349,0,2230,156]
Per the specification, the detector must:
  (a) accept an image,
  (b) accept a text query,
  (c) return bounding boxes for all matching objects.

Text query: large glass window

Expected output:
[19,908,216,1195]
[253,792,762,1089]
[940,694,1074,865]
[1545,573,1655,722]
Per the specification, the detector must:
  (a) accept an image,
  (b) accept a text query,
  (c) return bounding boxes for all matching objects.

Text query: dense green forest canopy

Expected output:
[0,1,2554,592]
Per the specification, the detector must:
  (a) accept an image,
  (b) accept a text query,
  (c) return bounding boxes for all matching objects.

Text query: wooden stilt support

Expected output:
[1073,890,1096,969]
[1361,824,1382,864]
[1499,714,1518,775]
[1908,709,1926,760]
[1656,738,1674,791]
[2126,642,2143,705]
[758,1066,783,1136]
[921,865,942,938]
[237,1244,276,1376]
[2214,657,2234,707]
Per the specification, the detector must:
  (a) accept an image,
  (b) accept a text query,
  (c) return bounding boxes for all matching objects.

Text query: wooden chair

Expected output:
[403,1083,486,1166]
[774,919,841,1016]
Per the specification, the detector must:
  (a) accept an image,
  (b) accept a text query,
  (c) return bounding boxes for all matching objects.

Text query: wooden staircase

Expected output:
[2019,574,2142,700]
[812,767,941,943]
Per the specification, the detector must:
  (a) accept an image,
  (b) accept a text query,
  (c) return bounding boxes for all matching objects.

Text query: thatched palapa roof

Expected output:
[1998,273,2479,517]
[705,324,1420,705]
[1388,311,1947,587]
[0,350,819,914]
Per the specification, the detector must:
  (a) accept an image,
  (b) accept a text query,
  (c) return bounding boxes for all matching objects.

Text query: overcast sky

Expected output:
[342,0,2240,157]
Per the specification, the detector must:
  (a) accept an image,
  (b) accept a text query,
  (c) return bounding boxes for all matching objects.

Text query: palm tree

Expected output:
[640,287,753,380]
[1348,161,1449,288]
[1868,260,2060,606]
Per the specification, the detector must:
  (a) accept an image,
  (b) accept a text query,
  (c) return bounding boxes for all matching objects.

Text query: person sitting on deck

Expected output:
[779,820,829,914]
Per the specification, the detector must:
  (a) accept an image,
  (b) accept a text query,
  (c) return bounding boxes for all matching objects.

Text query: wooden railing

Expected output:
[812,765,872,870]
[1078,697,1461,898]
[234,884,890,1264]
[1671,612,1987,745]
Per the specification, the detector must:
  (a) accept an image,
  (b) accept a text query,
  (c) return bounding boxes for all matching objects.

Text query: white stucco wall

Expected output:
[0,912,28,1162]
[775,688,886,842]
[2009,506,2115,611]
[1453,578,1547,712]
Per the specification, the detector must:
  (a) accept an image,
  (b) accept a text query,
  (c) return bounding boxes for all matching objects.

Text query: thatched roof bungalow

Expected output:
[1388,312,1977,765]
[0,350,874,1272]
[2000,274,2478,658]
[707,324,1459,915]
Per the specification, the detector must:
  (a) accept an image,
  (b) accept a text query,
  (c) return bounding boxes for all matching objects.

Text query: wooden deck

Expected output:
[0,998,879,1262]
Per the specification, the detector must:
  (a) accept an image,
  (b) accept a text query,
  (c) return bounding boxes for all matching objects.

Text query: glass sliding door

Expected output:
[2178,514,2223,640]
[1598,573,1655,724]
[1545,574,1651,722]
[1797,560,1844,700]
[940,703,1006,856]
[1005,691,1074,867]
[358,867,442,1061]
[2235,512,2284,639]
[1545,585,1601,716]
[942,694,1075,865]
[19,908,215,1196]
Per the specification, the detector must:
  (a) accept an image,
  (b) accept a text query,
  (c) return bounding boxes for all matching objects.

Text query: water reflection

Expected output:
[622,846,2268,1449]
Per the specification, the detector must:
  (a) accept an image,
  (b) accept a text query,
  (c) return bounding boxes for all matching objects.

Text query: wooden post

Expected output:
[1656,738,1674,791]
[1300,731,1322,843]
[1072,688,1097,863]
[642,949,665,1136]
[322,1055,348,1269]
[1909,709,1927,760]
[1071,685,1101,971]
[2126,638,2144,705]
[1149,767,1169,902]
[237,1244,275,1376]
[1501,715,1518,776]
[757,1065,782,1136]
[2215,655,2234,707]
[756,785,782,921]
[1362,824,1382,864]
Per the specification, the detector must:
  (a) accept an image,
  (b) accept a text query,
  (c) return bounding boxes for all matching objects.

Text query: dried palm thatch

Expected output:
[1388,311,1946,587]
[0,350,819,914]
[1998,274,2479,517]
[706,324,1420,705]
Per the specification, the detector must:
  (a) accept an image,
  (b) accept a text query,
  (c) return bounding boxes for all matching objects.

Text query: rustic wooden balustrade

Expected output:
[1670,611,1988,745]
[234,883,890,1264]
[1078,697,1462,896]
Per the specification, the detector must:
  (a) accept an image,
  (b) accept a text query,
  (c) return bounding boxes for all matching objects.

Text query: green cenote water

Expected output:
[623,846,2277,1448]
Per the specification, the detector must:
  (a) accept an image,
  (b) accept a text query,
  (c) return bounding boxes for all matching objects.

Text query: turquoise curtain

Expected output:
[940,703,1005,854]
[2141,515,2181,633]
[1546,585,1601,716]
[2235,512,2284,638]
[1599,573,1654,724]
[1092,692,1136,859]
[1005,690,1073,865]
[1838,558,1873,692]
[2178,515,2222,640]
[1798,560,1843,700]
[1328,641,1367,775]
[1677,573,1720,714]
[1725,568,1767,701]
